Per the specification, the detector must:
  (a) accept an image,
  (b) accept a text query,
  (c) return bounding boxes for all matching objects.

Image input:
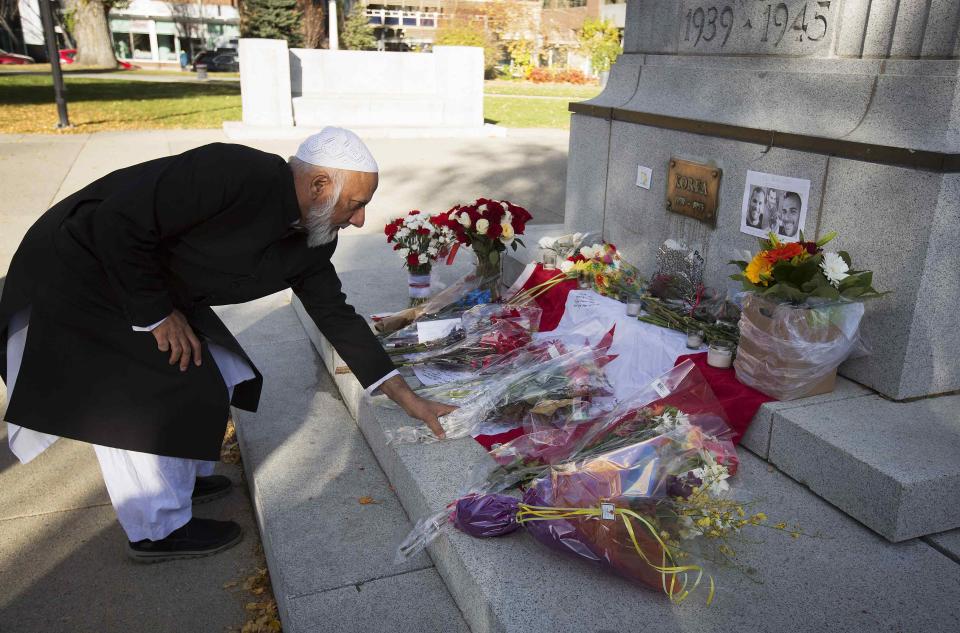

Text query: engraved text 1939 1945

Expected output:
[678,0,836,55]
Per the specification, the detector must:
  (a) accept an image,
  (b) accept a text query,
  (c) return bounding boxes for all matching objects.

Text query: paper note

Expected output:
[416,318,461,344]
[413,364,475,386]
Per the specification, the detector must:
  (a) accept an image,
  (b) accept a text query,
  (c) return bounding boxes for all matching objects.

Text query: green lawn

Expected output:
[0,74,242,134]
[0,74,585,133]
[483,95,575,129]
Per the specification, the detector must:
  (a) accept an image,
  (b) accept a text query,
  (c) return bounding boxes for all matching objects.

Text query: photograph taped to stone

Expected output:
[739,170,810,242]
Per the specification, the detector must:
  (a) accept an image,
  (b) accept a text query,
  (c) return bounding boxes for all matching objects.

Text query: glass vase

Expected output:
[471,241,502,303]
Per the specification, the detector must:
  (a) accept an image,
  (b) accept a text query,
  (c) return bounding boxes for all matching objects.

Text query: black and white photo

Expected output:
[739,170,811,241]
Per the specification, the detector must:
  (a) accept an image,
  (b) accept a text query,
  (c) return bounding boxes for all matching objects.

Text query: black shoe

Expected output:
[192,475,232,505]
[128,517,243,563]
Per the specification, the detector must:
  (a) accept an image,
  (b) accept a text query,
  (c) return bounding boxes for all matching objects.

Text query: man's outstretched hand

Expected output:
[151,309,202,372]
[378,374,456,439]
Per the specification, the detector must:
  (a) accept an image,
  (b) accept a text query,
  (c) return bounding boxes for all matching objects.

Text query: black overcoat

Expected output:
[0,143,395,460]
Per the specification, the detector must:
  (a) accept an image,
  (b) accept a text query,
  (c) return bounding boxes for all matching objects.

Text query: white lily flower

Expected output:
[539,236,557,249]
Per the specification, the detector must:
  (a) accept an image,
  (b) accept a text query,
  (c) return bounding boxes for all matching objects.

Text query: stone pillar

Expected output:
[238,38,294,127]
[566,0,960,400]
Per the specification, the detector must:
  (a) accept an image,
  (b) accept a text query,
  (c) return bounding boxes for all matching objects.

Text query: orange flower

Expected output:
[745,252,773,284]
[764,242,805,264]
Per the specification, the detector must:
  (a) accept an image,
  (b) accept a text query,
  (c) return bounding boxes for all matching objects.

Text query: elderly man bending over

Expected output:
[0,127,452,562]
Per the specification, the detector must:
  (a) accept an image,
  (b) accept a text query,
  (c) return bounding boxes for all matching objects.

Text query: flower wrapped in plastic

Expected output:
[374,271,490,337]
[485,360,738,489]
[384,342,617,444]
[729,231,885,400]
[448,424,758,603]
[395,362,747,578]
[383,305,543,370]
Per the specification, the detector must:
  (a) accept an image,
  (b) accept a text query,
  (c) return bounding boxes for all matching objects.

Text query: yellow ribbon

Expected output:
[515,503,715,605]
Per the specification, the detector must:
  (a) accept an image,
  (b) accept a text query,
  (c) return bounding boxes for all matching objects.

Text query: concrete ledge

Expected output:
[739,379,874,460]
[297,309,960,633]
[766,393,960,542]
[215,293,469,631]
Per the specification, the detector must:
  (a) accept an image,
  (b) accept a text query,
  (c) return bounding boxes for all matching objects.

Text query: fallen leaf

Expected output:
[358,496,380,505]
[223,581,239,589]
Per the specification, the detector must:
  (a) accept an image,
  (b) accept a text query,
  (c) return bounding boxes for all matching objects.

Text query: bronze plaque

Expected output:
[665,158,721,226]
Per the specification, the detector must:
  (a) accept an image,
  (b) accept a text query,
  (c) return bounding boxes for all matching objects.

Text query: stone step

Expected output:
[761,391,960,542]
[297,307,960,633]
[216,293,470,633]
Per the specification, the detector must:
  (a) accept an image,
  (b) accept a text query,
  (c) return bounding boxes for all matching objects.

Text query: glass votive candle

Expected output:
[686,329,705,349]
[625,301,642,317]
[707,341,734,368]
[542,251,557,270]
[577,271,592,289]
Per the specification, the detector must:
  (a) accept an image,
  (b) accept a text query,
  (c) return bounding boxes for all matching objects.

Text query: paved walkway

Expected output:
[0,128,568,631]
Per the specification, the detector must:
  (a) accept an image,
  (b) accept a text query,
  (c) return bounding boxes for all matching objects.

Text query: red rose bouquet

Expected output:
[432,198,533,300]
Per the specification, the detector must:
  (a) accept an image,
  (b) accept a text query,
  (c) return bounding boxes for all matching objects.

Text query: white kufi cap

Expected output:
[295,127,378,173]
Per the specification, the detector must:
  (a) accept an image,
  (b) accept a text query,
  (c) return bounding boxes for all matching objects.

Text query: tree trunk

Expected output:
[299,0,325,48]
[71,0,117,67]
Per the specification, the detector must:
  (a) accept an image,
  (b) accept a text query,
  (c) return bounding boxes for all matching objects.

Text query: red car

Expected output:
[59,49,135,69]
[0,49,35,64]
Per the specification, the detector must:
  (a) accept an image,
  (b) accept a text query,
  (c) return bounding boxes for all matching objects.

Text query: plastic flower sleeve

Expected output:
[388,315,537,369]
[734,294,866,400]
[374,272,486,336]
[384,345,617,445]
[394,361,736,563]
[452,427,729,602]
[486,359,737,486]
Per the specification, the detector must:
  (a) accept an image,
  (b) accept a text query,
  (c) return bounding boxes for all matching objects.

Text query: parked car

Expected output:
[58,49,136,69]
[191,49,239,72]
[0,49,35,64]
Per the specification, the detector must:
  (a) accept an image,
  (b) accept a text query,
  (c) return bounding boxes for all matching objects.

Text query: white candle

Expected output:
[707,343,734,368]
[686,330,704,349]
[542,252,557,270]
[625,302,642,317]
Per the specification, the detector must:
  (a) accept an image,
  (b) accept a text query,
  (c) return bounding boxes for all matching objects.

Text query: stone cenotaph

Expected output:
[565,0,960,542]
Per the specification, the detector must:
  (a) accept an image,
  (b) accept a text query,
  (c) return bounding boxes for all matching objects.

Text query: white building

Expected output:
[108,0,240,66]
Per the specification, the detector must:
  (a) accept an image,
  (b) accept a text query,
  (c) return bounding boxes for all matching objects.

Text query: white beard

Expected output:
[303,195,340,248]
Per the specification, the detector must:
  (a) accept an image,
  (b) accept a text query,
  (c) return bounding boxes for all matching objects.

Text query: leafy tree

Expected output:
[341,3,375,50]
[434,20,499,78]
[241,0,304,48]
[69,0,128,67]
[506,39,533,76]
[577,18,621,74]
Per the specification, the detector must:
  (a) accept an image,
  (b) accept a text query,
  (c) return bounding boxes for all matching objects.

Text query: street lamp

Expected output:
[38,0,69,128]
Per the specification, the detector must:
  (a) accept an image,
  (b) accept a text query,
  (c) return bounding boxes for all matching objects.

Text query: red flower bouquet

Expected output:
[432,198,533,299]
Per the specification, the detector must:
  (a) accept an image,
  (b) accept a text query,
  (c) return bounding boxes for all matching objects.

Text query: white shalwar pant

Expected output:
[3,308,256,542]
